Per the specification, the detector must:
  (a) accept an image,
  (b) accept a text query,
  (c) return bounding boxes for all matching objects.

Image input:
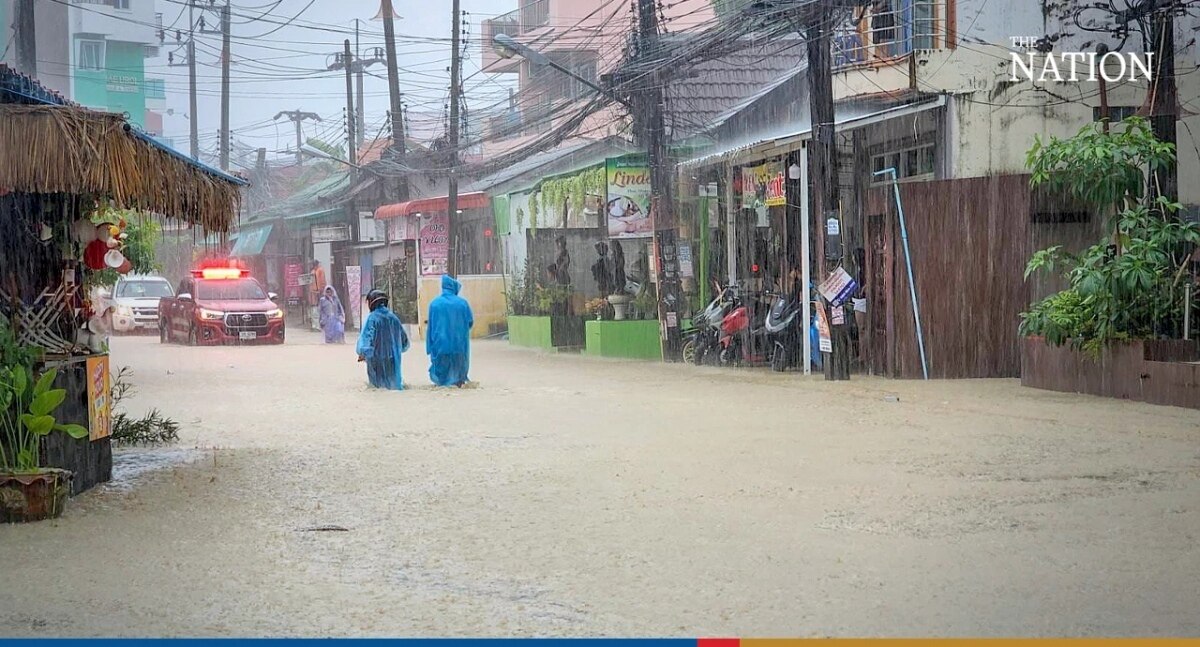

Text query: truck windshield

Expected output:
[116,281,174,298]
[196,279,267,301]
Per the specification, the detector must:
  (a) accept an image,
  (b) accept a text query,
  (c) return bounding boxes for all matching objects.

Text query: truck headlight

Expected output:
[115,305,133,316]
[266,309,284,320]
[199,308,224,320]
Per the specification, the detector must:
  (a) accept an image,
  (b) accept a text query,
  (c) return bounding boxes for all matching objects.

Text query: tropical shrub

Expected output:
[1020,118,1200,355]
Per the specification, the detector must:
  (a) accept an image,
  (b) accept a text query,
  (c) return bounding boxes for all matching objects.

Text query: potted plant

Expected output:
[633,290,658,320]
[585,298,608,321]
[1,364,90,523]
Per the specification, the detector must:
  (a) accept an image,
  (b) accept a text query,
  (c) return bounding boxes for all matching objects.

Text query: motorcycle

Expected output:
[764,283,824,372]
[682,284,735,365]
[716,288,771,366]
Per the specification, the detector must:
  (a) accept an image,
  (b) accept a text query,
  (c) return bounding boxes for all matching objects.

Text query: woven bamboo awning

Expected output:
[0,104,243,233]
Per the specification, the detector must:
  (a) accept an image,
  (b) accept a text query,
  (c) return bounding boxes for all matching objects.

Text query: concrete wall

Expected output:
[830,0,1200,208]
[0,0,71,97]
[417,275,507,339]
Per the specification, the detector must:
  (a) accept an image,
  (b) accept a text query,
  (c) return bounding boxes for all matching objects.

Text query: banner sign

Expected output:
[818,266,858,307]
[284,262,302,305]
[86,355,112,441]
[740,160,786,210]
[345,266,362,328]
[606,157,653,239]
[814,302,832,353]
[419,213,450,276]
[388,215,420,242]
[312,224,350,243]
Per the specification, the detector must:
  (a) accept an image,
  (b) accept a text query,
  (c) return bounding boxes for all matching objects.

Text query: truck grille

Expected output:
[224,312,269,331]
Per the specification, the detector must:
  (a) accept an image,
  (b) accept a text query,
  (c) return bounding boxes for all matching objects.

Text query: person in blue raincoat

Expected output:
[356,289,409,389]
[426,275,473,387]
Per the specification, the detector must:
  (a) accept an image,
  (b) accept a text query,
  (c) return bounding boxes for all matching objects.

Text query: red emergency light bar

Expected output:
[191,267,248,280]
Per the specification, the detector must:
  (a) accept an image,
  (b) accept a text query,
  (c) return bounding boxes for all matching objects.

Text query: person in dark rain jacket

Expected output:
[356,289,409,390]
[426,275,474,387]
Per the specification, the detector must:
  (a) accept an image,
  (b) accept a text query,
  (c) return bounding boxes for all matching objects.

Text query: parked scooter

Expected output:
[716,287,771,366]
[682,283,735,365]
[764,282,824,372]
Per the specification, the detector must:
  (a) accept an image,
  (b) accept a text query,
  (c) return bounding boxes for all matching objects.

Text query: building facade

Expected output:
[0,0,165,131]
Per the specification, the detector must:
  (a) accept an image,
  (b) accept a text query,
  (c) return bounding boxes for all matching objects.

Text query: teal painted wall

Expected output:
[0,3,9,61]
[74,39,146,127]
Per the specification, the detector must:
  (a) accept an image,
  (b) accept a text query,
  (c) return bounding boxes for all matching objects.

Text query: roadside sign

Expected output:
[818,266,857,307]
[311,224,350,243]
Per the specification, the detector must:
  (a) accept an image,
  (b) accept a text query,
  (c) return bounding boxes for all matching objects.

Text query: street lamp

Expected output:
[492,33,630,107]
[299,143,364,170]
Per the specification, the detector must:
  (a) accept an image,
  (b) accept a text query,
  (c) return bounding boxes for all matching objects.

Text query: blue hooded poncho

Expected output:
[426,275,474,387]
[356,304,409,390]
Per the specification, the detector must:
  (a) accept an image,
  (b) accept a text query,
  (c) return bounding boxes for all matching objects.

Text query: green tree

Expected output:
[1020,118,1200,354]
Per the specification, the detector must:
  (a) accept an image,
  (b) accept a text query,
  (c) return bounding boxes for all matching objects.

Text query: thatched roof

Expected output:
[0,104,243,232]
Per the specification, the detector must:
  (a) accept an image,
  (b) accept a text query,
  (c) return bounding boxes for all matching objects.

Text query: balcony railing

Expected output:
[833,0,940,67]
[520,0,549,31]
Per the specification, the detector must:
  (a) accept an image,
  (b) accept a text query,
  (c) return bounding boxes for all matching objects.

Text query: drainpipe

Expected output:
[875,167,928,380]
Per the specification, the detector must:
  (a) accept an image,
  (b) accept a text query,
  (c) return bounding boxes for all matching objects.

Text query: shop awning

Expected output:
[679,95,947,168]
[229,223,273,257]
[375,192,490,220]
[281,208,345,233]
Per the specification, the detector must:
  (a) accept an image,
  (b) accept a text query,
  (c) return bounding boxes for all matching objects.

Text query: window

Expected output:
[145,78,166,100]
[77,40,106,71]
[112,0,130,9]
[520,0,549,31]
[196,279,267,301]
[1093,106,1138,124]
[117,280,174,299]
[871,143,936,185]
[836,0,942,65]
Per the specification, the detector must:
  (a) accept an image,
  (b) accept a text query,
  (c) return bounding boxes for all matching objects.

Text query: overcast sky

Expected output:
[154,0,519,169]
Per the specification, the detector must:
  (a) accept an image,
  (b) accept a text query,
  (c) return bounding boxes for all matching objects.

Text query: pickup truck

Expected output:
[101,274,175,334]
[159,268,285,345]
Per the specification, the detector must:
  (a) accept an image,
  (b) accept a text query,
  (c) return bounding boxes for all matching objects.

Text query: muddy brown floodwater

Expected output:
[2,331,1199,636]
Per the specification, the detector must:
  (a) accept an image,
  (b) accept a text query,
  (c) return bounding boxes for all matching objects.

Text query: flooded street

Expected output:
[2,331,1199,636]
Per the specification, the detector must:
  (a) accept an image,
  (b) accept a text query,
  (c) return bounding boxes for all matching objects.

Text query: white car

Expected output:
[103,275,176,334]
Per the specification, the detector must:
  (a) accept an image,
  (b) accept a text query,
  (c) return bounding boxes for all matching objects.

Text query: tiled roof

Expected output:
[664,38,807,138]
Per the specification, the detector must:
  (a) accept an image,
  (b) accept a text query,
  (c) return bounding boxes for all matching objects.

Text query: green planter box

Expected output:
[585,319,663,360]
[508,315,586,350]
[508,316,553,349]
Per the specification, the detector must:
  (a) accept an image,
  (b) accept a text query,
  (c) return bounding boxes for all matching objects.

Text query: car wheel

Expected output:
[187,326,198,346]
[159,323,170,344]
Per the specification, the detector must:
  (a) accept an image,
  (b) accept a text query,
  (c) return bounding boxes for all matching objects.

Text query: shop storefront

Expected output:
[1,66,244,502]
[374,192,506,338]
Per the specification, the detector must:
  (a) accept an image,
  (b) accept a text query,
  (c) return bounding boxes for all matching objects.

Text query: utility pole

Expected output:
[14,0,36,77]
[446,0,462,276]
[219,3,232,171]
[326,40,383,150]
[273,110,322,165]
[1148,1,1177,202]
[343,40,358,175]
[805,0,850,380]
[188,0,199,160]
[355,20,365,148]
[380,0,409,202]
[633,0,683,359]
